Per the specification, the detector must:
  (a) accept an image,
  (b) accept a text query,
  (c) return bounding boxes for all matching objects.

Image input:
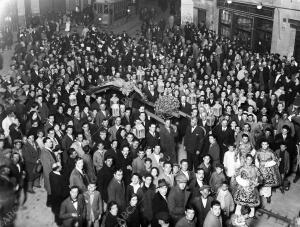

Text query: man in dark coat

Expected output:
[178,96,192,142]
[160,119,178,164]
[189,185,214,227]
[63,148,77,183]
[145,123,160,149]
[61,126,74,164]
[96,155,114,203]
[22,133,40,193]
[168,174,191,223]
[184,117,205,171]
[107,169,126,212]
[50,163,69,225]
[152,179,170,227]
[115,146,132,185]
[213,119,235,160]
[59,186,86,227]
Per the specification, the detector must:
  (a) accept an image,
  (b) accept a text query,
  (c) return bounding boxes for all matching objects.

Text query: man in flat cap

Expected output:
[167,174,191,223]
[189,185,214,227]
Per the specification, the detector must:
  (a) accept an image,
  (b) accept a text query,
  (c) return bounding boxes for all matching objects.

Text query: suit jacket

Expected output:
[59,195,86,227]
[180,102,192,114]
[274,133,296,157]
[213,126,234,152]
[146,90,159,103]
[152,192,169,227]
[62,135,74,151]
[107,178,126,211]
[95,110,111,127]
[96,164,114,202]
[189,178,207,199]
[61,135,74,163]
[145,131,160,148]
[184,126,205,153]
[22,141,40,181]
[69,168,89,193]
[121,115,133,127]
[159,125,177,163]
[40,148,56,194]
[167,186,191,222]
[83,190,103,221]
[190,196,214,227]
[49,171,68,203]
[203,210,222,227]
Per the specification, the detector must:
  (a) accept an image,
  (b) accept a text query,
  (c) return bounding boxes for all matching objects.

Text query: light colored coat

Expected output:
[203,210,223,227]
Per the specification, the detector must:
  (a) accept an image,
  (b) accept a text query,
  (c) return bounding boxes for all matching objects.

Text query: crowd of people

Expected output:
[1,6,300,227]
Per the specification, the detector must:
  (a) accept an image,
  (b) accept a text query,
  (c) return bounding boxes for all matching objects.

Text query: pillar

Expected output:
[17,0,26,27]
[181,0,193,24]
[31,0,40,15]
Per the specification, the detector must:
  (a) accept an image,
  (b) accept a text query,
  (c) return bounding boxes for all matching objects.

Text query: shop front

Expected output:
[93,0,128,26]
[217,0,274,53]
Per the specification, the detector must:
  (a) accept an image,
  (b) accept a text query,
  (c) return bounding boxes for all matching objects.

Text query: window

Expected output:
[236,16,252,31]
[220,10,232,25]
[256,18,272,32]
[104,4,109,14]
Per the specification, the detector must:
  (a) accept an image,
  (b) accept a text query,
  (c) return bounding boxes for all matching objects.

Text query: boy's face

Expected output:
[221,184,228,191]
[203,156,210,164]
[216,167,223,174]
[88,184,96,192]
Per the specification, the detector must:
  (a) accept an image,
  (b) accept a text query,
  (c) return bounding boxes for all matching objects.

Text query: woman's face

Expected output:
[246,156,253,166]
[130,196,138,207]
[151,168,158,177]
[110,204,118,216]
[54,124,60,131]
[131,175,139,185]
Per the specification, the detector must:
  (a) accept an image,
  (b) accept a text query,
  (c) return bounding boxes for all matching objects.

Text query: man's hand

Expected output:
[71,213,78,217]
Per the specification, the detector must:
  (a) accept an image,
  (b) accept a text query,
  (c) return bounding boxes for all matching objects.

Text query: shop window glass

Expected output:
[256,18,272,32]
[236,16,252,31]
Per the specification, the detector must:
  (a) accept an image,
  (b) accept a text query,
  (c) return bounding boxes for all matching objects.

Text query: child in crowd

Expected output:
[223,144,240,181]
[209,164,226,193]
[216,181,235,219]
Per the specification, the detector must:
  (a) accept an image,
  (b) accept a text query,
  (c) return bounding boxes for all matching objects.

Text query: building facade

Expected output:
[190,0,300,61]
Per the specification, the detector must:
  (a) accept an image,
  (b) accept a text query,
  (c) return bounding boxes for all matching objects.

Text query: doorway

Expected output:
[197,8,206,27]
[294,30,300,63]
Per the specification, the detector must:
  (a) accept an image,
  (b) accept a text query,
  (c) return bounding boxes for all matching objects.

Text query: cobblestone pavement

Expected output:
[15,186,56,227]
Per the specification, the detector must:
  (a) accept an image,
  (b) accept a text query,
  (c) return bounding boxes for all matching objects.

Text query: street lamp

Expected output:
[257,3,263,10]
